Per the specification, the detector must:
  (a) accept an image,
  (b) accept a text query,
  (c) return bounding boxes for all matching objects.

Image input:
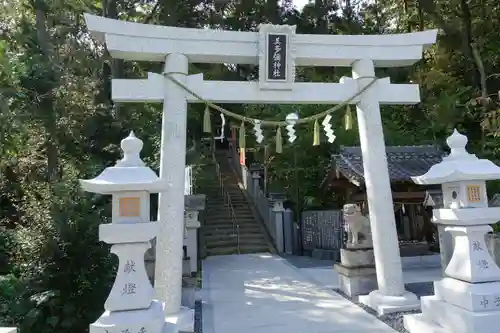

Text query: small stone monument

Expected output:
[80,132,172,333]
[183,194,205,275]
[334,203,377,296]
[404,129,500,333]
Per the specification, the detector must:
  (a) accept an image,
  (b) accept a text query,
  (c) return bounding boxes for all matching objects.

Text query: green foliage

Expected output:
[1,177,116,332]
[2,0,500,332]
[0,229,15,274]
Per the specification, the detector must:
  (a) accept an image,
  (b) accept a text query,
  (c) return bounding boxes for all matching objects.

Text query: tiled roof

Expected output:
[489,193,500,207]
[333,145,444,184]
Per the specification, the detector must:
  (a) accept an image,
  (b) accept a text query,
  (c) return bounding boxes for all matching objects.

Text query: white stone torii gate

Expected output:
[84,13,437,320]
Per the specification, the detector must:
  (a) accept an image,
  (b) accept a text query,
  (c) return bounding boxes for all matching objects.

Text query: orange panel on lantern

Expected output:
[119,197,141,217]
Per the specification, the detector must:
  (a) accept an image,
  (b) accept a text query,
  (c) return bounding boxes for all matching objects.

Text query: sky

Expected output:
[292,0,311,10]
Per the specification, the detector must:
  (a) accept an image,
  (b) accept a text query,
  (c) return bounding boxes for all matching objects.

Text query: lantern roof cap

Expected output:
[412,129,500,185]
[80,131,168,194]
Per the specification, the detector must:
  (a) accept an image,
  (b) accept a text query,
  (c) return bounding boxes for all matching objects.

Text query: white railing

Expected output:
[184,165,193,195]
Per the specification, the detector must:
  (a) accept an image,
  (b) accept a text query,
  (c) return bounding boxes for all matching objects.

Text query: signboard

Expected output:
[258,24,296,90]
[267,34,287,81]
[301,210,344,251]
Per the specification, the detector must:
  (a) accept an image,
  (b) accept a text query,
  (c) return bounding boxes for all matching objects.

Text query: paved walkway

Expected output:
[201,253,397,333]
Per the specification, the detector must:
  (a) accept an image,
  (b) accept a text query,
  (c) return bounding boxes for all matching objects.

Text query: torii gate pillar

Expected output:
[353,59,419,312]
[155,53,188,315]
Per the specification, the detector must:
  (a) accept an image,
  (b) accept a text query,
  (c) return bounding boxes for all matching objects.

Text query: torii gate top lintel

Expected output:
[84,14,437,68]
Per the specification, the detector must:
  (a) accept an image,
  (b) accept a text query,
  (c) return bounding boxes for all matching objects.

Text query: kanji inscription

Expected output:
[267,34,287,81]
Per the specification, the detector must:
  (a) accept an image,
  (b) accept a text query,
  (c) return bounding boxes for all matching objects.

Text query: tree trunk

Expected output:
[102,0,124,116]
[34,1,60,182]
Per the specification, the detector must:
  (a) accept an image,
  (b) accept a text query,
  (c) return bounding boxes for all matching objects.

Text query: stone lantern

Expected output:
[80,132,170,333]
[404,129,500,333]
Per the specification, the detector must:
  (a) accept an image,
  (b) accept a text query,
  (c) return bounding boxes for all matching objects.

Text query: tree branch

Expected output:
[144,1,160,24]
[471,44,487,99]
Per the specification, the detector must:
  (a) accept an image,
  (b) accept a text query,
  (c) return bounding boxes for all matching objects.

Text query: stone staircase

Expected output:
[201,151,273,256]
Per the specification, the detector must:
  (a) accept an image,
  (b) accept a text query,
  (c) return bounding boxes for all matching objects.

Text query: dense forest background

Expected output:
[1,0,500,332]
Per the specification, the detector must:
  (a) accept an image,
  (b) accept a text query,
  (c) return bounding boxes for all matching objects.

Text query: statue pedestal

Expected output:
[335,248,377,297]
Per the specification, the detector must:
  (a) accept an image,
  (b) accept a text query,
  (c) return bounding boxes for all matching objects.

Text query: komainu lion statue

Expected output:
[343,203,373,248]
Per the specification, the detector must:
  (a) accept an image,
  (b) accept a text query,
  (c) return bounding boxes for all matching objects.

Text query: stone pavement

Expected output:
[283,255,441,291]
[201,253,398,333]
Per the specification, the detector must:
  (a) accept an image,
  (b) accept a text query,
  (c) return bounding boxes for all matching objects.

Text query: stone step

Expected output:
[205,204,252,209]
[208,192,246,197]
[205,233,266,243]
[205,209,254,214]
[206,208,253,214]
[205,204,252,210]
[205,218,257,224]
[205,238,268,249]
[206,201,249,207]
[206,192,245,198]
[205,209,254,216]
[204,216,257,222]
[204,217,257,224]
[203,226,262,236]
[206,244,270,256]
[199,158,271,257]
[203,222,260,229]
[204,223,259,230]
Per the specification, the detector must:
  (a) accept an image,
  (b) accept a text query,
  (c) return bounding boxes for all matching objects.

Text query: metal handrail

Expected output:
[213,157,240,254]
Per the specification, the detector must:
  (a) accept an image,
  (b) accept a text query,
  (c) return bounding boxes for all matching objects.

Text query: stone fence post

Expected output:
[249,164,262,200]
[269,193,286,253]
[183,194,206,275]
[283,208,294,254]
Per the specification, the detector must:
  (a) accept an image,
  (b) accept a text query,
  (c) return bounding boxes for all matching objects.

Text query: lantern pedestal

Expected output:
[405,225,500,333]
[90,300,167,333]
[404,129,500,333]
[100,222,158,312]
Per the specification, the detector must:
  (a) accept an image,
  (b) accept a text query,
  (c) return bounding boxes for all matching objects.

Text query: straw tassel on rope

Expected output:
[313,119,320,146]
[203,105,211,133]
[275,127,283,154]
[239,121,246,150]
[344,105,353,131]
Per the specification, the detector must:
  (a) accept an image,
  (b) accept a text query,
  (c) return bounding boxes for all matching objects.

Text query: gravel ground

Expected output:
[333,282,434,333]
[195,300,202,333]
